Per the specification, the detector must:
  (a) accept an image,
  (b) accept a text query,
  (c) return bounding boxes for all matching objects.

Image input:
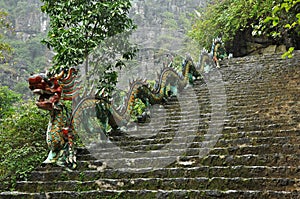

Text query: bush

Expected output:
[0,101,48,190]
[0,86,20,119]
[189,0,299,50]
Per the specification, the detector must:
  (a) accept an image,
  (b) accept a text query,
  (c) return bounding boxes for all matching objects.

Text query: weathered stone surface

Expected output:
[276,45,287,53]
[261,45,277,55]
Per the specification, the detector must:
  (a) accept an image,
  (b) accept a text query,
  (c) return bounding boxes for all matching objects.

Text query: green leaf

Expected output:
[291,22,297,28]
[264,16,273,23]
[284,24,291,29]
[272,17,279,26]
[280,3,289,12]
[272,5,280,14]
[281,47,295,59]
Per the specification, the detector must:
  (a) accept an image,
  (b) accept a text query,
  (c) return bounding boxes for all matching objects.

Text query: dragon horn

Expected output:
[55,70,65,80]
[64,68,76,81]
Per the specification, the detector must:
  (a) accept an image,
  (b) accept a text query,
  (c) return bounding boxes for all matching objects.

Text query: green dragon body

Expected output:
[28,40,226,169]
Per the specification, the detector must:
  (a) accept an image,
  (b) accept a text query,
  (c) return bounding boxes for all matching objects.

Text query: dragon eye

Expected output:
[43,78,53,87]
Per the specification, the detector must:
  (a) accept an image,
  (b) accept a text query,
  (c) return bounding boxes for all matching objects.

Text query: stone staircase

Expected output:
[1,52,299,198]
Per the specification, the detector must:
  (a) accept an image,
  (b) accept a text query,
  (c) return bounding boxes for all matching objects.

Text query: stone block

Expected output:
[262,45,277,55]
[275,45,287,53]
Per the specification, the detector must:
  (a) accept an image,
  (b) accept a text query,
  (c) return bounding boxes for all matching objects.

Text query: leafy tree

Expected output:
[40,0,136,76]
[189,0,299,53]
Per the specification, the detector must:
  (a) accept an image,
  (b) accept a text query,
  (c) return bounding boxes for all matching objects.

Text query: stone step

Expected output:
[32,149,300,172]
[75,130,299,156]
[221,129,299,139]
[75,135,298,154]
[33,152,300,174]
[125,114,297,129]
[85,128,298,145]
[1,189,298,199]
[102,128,298,145]
[72,146,300,166]
[215,136,296,147]
[199,154,300,167]
[35,153,300,172]
[15,177,300,193]
[27,166,300,182]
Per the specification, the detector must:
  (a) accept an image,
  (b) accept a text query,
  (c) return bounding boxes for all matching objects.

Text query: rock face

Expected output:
[11,0,48,41]
[130,0,206,26]
[129,0,206,51]
[1,52,299,198]
[9,0,205,45]
[227,28,298,57]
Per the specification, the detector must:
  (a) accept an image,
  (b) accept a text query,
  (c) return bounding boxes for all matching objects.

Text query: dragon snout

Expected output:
[28,74,53,90]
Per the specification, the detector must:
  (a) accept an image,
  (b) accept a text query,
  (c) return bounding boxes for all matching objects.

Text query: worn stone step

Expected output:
[77,132,298,151]
[199,154,300,167]
[35,145,300,170]
[77,125,298,143]
[75,136,298,155]
[75,143,300,162]
[15,177,300,193]
[221,123,297,133]
[221,129,299,140]
[34,153,300,173]
[212,143,300,156]
[215,136,295,147]
[27,166,300,182]
[75,130,300,156]
[1,189,298,199]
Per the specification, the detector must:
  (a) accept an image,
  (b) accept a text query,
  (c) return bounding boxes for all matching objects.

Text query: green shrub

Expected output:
[131,98,147,121]
[189,0,299,50]
[0,101,48,190]
[0,86,21,119]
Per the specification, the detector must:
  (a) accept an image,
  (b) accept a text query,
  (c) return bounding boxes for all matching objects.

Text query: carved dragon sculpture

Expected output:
[28,68,79,169]
[28,39,226,169]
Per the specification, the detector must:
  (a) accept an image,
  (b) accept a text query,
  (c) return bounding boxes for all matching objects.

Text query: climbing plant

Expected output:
[189,0,299,52]
[258,0,300,57]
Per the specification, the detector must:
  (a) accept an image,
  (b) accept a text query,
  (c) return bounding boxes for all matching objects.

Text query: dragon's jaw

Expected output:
[33,89,56,110]
[29,74,61,111]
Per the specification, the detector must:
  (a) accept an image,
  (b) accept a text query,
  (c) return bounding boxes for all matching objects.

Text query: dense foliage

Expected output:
[40,0,136,74]
[189,0,300,54]
[0,86,20,119]
[0,97,48,190]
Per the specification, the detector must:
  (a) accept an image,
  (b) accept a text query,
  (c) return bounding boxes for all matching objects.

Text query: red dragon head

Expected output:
[28,68,79,111]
